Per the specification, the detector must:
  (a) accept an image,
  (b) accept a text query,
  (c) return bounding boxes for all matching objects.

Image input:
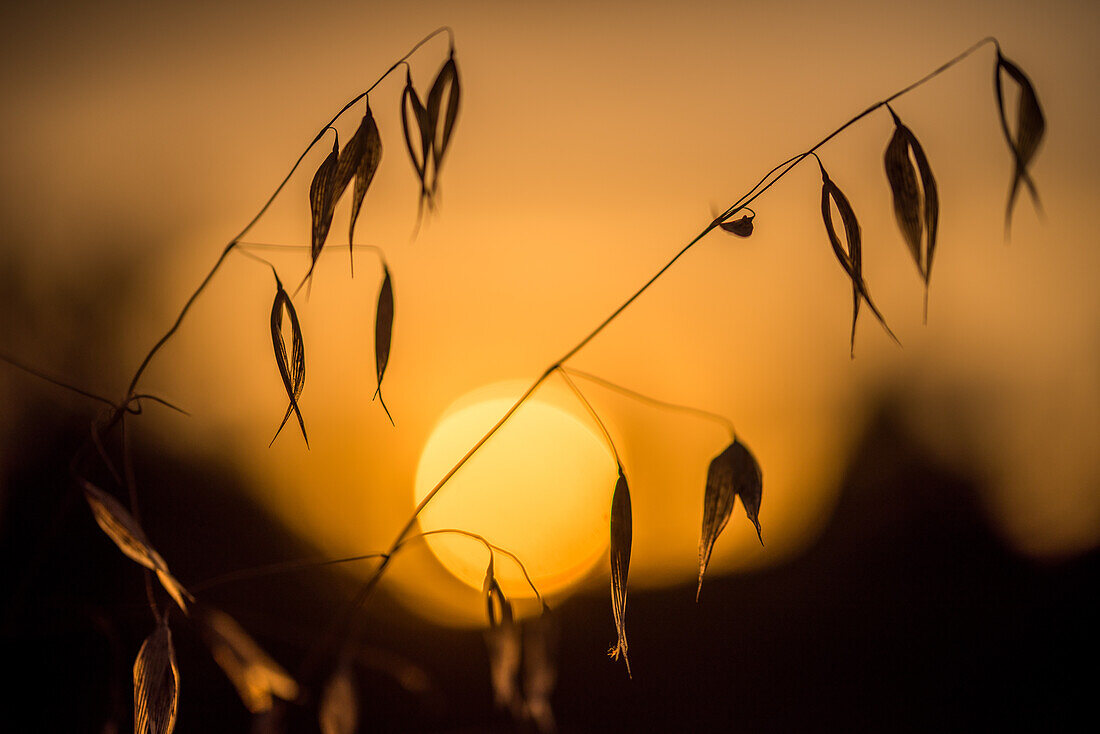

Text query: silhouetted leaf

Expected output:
[80,478,192,614]
[373,264,394,425]
[199,607,299,714]
[319,663,357,734]
[335,102,384,275]
[306,136,341,285]
[483,556,521,712]
[426,49,461,198]
[884,117,923,273]
[401,69,433,215]
[697,439,763,599]
[719,214,754,237]
[884,108,940,315]
[269,277,308,446]
[909,125,939,295]
[819,161,898,355]
[608,466,632,677]
[994,52,1046,232]
[134,619,179,734]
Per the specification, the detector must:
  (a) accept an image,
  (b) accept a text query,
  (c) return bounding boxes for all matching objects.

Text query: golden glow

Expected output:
[414,383,617,597]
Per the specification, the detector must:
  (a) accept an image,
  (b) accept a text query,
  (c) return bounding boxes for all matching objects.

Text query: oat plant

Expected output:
[0,28,1045,733]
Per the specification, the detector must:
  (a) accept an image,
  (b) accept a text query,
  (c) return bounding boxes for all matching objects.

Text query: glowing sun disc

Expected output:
[414,383,617,598]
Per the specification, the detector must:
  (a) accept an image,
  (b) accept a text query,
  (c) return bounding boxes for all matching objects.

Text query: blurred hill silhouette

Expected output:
[2,375,1094,732]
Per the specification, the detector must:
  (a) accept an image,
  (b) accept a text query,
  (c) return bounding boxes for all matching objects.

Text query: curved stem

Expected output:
[556,367,621,466]
[191,527,541,602]
[563,366,735,441]
[234,246,280,273]
[121,414,161,624]
[89,414,123,488]
[190,551,388,593]
[238,240,389,269]
[0,351,117,408]
[399,365,558,548]
[401,528,544,605]
[127,394,191,416]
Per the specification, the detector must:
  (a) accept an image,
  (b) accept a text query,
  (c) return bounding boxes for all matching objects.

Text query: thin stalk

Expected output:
[191,552,388,593]
[89,415,124,488]
[128,394,191,416]
[402,528,544,605]
[121,413,161,624]
[192,528,542,601]
[0,351,116,408]
[563,366,735,441]
[299,526,543,683]
[330,364,559,643]
[556,367,622,467]
[238,240,389,269]
[234,246,280,273]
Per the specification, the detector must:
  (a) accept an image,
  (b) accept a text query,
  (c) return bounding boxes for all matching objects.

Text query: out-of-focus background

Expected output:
[1,1,1097,731]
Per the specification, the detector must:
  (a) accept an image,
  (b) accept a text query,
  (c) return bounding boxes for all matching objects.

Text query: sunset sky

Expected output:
[2,0,1098,615]
[1,4,1097,728]
[2,2,1100,730]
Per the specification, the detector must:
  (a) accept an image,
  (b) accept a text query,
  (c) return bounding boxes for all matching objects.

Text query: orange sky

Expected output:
[1,1,1097,625]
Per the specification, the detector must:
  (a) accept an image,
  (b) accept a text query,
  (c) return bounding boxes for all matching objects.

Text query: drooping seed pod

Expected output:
[994,52,1046,234]
[818,159,898,355]
[608,465,632,677]
[269,275,308,446]
[883,106,939,316]
[697,439,763,600]
[134,619,180,734]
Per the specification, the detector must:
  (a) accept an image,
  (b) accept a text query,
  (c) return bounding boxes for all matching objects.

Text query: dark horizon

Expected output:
[1,387,1094,731]
[1,2,1097,732]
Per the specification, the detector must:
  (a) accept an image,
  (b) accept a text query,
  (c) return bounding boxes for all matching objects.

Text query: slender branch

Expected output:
[401,528,544,604]
[395,365,558,554]
[121,414,161,623]
[89,415,123,488]
[0,351,116,408]
[234,246,280,273]
[238,240,389,269]
[190,551,388,593]
[239,241,386,255]
[563,366,735,441]
[296,528,543,682]
[128,394,191,416]
[324,363,559,662]
[556,367,622,467]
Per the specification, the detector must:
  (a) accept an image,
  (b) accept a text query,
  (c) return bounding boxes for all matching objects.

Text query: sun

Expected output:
[414,382,618,599]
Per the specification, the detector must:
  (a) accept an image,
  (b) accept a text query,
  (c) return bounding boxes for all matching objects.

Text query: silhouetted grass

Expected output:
[0,29,1047,734]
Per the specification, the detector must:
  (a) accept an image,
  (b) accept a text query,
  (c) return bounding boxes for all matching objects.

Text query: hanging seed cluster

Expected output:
[60,38,467,734]
[269,48,463,443]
